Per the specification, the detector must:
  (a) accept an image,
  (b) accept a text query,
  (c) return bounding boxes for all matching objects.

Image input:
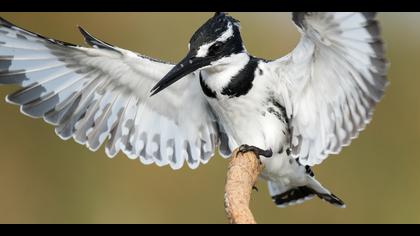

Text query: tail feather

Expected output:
[270,185,316,208]
[306,176,346,208]
[268,178,346,208]
[317,193,345,207]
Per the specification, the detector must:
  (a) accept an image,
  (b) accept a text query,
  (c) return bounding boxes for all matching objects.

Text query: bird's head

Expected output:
[150,12,244,96]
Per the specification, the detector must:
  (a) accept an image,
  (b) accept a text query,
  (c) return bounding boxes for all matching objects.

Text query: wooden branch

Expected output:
[224,148,264,224]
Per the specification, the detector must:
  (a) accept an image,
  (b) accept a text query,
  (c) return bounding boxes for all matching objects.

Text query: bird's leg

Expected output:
[238,144,273,158]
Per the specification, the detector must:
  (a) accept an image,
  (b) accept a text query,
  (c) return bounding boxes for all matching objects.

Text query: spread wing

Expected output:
[0,17,223,170]
[271,12,389,166]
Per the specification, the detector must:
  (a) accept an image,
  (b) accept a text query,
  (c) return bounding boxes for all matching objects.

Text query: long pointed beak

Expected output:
[150,53,211,96]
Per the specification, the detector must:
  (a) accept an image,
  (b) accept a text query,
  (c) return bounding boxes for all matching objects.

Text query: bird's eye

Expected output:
[208,42,223,56]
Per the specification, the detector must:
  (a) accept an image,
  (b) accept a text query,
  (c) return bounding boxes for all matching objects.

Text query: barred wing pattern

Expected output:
[274,12,388,166]
[0,18,221,170]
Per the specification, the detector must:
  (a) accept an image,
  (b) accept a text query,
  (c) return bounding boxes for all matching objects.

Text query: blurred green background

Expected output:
[0,12,418,224]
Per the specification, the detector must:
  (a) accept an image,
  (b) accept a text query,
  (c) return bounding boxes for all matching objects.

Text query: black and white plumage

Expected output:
[0,12,388,208]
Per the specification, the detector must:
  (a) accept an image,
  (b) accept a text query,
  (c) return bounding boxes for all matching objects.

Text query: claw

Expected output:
[238,144,251,153]
[238,144,273,158]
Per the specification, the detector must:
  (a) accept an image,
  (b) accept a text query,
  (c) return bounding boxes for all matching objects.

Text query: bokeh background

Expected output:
[0,12,418,224]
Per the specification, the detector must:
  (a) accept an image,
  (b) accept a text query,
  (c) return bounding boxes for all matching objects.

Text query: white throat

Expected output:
[200,52,250,93]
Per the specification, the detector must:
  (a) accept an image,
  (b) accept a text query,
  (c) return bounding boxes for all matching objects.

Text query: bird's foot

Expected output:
[238,144,273,158]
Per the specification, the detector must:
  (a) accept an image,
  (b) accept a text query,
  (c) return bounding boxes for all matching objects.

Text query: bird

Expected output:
[0,12,388,208]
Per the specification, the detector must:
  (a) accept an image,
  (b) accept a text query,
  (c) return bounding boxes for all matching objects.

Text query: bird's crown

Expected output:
[189,12,243,58]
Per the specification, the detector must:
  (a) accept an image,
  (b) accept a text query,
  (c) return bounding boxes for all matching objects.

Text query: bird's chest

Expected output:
[203,76,289,154]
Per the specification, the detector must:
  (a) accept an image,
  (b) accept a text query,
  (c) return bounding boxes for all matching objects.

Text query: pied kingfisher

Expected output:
[0,13,388,208]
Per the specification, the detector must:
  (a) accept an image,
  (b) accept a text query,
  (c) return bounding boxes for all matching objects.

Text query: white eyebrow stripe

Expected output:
[195,23,234,58]
[196,43,211,57]
[217,22,233,42]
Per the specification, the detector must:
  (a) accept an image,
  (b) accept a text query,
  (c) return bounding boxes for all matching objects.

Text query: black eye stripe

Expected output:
[209,42,223,52]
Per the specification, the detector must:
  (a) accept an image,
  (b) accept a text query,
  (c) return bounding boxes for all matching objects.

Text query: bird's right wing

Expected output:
[0,17,224,170]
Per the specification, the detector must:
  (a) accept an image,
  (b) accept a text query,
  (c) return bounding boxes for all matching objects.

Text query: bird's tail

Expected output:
[268,176,346,208]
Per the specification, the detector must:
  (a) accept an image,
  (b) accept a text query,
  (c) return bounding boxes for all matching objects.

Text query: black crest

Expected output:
[189,13,243,58]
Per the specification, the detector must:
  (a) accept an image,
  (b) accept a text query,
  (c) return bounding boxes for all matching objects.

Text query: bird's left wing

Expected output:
[270,12,389,166]
[0,17,222,170]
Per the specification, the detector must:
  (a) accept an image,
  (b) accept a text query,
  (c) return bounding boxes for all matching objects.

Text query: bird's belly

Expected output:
[208,97,302,182]
[259,153,307,185]
[224,110,302,182]
[209,97,288,155]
